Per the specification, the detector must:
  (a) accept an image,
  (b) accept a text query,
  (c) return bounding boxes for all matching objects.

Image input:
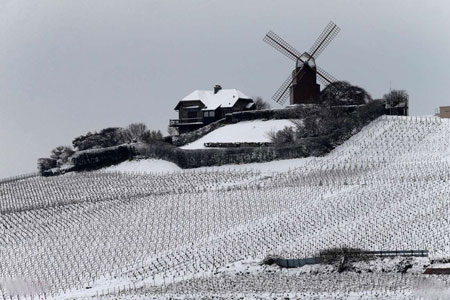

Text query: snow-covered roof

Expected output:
[178,89,252,111]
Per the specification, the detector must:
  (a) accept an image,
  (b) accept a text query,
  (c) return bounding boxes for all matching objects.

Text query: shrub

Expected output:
[37,158,57,175]
[383,90,408,107]
[319,247,371,265]
[260,255,282,266]
[320,81,372,106]
[141,129,163,144]
[70,144,135,170]
[167,126,178,136]
[124,123,147,143]
[254,97,271,110]
[268,126,296,145]
[50,146,75,167]
[72,128,127,151]
[122,123,164,144]
[268,99,385,150]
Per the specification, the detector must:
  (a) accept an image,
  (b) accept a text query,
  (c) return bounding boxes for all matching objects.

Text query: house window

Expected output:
[187,109,197,119]
[204,111,215,118]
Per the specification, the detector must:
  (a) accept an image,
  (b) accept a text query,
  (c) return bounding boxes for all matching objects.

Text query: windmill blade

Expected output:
[272,73,293,104]
[272,68,307,104]
[316,65,338,86]
[309,21,340,59]
[263,31,303,63]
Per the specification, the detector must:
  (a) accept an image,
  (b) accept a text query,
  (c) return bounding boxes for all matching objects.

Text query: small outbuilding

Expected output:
[170,85,255,134]
[439,106,450,118]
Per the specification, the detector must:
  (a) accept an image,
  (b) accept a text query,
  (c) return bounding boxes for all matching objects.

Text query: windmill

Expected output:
[263,21,340,105]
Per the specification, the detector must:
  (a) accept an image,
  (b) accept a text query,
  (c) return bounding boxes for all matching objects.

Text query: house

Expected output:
[439,106,450,118]
[169,85,255,134]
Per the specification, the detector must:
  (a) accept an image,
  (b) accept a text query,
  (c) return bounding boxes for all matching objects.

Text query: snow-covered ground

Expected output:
[3,115,450,299]
[102,159,181,173]
[180,119,294,149]
[122,257,450,300]
[105,157,312,176]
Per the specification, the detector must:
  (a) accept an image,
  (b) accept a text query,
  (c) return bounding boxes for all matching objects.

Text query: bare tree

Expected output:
[383,90,408,108]
[141,129,163,143]
[254,97,271,110]
[268,126,296,145]
[125,123,147,142]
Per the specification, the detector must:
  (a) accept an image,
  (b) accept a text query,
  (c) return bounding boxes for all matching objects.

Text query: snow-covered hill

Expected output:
[102,159,182,173]
[180,119,294,149]
[2,115,450,299]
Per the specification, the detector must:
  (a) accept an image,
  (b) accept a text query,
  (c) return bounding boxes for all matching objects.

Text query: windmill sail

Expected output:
[263,31,303,63]
[309,22,340,59]
[273,68,309,104]
[263,21,340,105]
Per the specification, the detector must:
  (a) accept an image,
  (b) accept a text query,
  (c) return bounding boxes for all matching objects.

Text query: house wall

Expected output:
[177,101,204,120]
[232,99,255,112]
[202,108,219,125]
[218,108,232,119]
[440,106,450,118]
[173,97,255,134]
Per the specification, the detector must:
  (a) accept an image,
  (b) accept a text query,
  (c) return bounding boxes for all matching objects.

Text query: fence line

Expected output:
[365,250,428,257]
[0,172,38,185]
[276,249,428,268]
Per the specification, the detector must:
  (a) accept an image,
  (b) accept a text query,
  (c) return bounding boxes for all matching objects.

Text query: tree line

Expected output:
[38,123,163,174]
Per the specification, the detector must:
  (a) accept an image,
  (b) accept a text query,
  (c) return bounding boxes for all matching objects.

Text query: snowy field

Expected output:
[180,119,294,149]
[105,157,312,175]
[119,258,450,300]
[102,159,182,173]
[2,115,450,299]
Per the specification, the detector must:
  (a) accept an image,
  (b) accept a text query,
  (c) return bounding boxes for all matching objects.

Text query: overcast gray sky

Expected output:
[1,0,449,178]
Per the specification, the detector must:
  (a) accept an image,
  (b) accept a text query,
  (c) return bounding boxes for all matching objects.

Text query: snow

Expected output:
[103,157,311,176]
[102,159,181,174]
[6,115,450,299]
[76,257,447,299]
[198,157,312,174]
[431,262,450,269]
[213,256,429,276]
[181,119,295,149]
[180,88,251,110]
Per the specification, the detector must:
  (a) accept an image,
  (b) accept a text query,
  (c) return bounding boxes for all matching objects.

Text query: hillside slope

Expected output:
[180,119,294,149]
[2,115,450,299]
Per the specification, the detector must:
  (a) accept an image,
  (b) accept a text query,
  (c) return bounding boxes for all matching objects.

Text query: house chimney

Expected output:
[214,84,222,94]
